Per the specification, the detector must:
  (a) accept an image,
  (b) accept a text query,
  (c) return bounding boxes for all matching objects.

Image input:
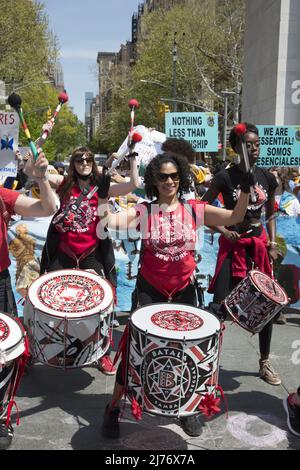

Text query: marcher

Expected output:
[202,122,281,386]
[98,151,253,438]
[0,150,57,451]
[25,146,139,375]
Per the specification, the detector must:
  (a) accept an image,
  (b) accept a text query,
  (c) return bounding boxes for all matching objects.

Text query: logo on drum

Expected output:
[151,311,203,331]
[0,319,10,343]
[144,348,198,411]
[37,274,105,313]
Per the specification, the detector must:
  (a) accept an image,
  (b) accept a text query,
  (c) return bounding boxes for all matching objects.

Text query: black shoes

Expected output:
[0,420,14,450]
[283,395,300,437]
[102,404,121,439]
[179,414,203,437]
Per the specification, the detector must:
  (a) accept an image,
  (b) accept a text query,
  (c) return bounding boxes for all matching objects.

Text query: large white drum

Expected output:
[224,269,289,334]
[127,303,221,417]
[0,312,26,418]
[23,269,114,369]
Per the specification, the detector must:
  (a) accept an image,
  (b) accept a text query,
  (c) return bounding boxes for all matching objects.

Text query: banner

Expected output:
[8,214,300,316]
[0,111,19,179]
[165,112,218,152]
[257,125,300,167]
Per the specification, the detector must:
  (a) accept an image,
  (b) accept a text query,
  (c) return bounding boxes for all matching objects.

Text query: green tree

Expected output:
[0,0,58,88]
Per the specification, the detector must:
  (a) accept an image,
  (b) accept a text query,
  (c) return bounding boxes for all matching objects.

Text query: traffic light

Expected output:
[46,107,52,120]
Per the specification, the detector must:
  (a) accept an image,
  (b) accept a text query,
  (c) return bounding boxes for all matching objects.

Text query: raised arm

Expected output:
[204,191,249,227]
[108,155,139,197]
[14,151,57,217]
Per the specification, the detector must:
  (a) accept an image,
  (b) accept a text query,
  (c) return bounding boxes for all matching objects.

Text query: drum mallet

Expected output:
[234,123,256,203]
[41,90,69,141]
[108,98,142,175]
[8,92,39,160]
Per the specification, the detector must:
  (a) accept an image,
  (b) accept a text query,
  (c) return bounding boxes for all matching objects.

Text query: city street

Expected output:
[8,310,300,451]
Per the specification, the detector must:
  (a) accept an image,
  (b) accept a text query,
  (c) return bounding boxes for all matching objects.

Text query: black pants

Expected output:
[47,249,105,276]
[116,274,203,385]
[210,252,273,358]
[0,269,17,316]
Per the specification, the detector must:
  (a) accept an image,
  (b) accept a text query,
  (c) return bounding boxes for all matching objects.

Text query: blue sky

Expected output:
[42,0,140,122]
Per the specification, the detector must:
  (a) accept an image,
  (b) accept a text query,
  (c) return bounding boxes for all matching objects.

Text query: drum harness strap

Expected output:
[134,200,203,304]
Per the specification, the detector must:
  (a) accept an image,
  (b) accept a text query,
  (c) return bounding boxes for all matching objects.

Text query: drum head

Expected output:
[250,270,288,305]
[131,303,221,341]
[0,312,25,361]
[27,269,113,318]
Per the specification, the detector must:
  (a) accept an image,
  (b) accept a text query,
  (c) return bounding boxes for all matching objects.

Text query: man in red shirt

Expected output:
[0,150,57,450]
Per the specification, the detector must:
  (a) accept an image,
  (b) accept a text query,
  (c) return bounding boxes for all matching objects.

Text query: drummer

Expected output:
[24,145,139,376]
[0,150,56,450]
[97,151,253,438]
[202,122,281,386]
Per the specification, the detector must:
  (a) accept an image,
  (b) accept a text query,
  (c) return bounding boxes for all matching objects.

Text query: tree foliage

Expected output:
[92,0,245,152]
[0,0,86,161]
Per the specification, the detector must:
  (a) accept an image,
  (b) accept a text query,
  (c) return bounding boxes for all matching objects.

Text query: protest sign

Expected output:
[165,112,218,152]
[257,125,300,167]
[0,111,19,177]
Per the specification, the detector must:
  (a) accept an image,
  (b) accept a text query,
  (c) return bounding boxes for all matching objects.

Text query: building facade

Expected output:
[242,0,300,125]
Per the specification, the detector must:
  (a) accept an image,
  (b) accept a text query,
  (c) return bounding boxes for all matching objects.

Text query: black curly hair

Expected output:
[144,152,192,200]
[229,122,259,152]
[161,138,195,163]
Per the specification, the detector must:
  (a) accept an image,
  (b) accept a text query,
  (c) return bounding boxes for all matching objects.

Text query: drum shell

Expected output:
[127,303,221,417]
[0,312,26,417]
[23,301,112,368]
[224,272,288,334]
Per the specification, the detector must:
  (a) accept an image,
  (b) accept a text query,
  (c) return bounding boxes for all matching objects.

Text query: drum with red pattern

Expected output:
[23,269,114,368]
[127,303,221,417]
[0,312,26,418]
[224,269,289,334]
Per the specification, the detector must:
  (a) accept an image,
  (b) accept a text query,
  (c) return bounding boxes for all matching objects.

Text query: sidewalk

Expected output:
[9,311,300,451]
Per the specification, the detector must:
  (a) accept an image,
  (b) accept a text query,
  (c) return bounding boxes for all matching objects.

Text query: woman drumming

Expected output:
[202,123,280,386]
[97,151,253,438]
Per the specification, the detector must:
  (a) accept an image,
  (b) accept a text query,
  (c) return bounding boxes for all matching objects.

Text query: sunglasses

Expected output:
[157,172,180,182]
[74,157,94,164]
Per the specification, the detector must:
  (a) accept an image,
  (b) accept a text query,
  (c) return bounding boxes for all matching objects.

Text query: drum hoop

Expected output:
[27,269,114,318]
[249,270,288,305]
[30,302,113,321]
[129,302,221,342]
[0,313,25,355]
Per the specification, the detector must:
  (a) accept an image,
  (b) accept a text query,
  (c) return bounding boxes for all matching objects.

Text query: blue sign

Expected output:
[257,125,300,167]
[165,112,218,152]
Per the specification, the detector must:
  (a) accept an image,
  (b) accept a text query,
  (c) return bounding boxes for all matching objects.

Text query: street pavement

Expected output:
[8,310,300,451]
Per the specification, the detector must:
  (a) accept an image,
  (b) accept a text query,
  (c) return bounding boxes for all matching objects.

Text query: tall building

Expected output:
[85,92,94,141]
[97,52,117,126]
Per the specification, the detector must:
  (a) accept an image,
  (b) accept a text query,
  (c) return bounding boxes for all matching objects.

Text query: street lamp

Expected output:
[221,90,236,161]
[172,33,178,112]
[3,79,51,100]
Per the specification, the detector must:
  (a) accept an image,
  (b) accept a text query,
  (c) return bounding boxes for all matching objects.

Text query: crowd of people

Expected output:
[0,122,299,450]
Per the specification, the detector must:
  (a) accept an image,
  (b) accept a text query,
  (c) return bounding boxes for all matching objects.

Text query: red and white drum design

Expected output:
[224,269,289,334]
[23,269,114,368]
[0,312,26,418]
[128,303,221,417]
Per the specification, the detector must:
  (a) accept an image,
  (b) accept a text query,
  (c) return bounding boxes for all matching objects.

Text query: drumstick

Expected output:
[107,98,142,175]
[8,92,39,160]
[234,123,256,203]
[41,91,69,140]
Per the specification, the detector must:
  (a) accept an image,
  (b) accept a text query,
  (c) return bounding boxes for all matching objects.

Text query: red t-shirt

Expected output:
[56,185,99,255]
[135,200,206,297]
[0,188,19,271]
